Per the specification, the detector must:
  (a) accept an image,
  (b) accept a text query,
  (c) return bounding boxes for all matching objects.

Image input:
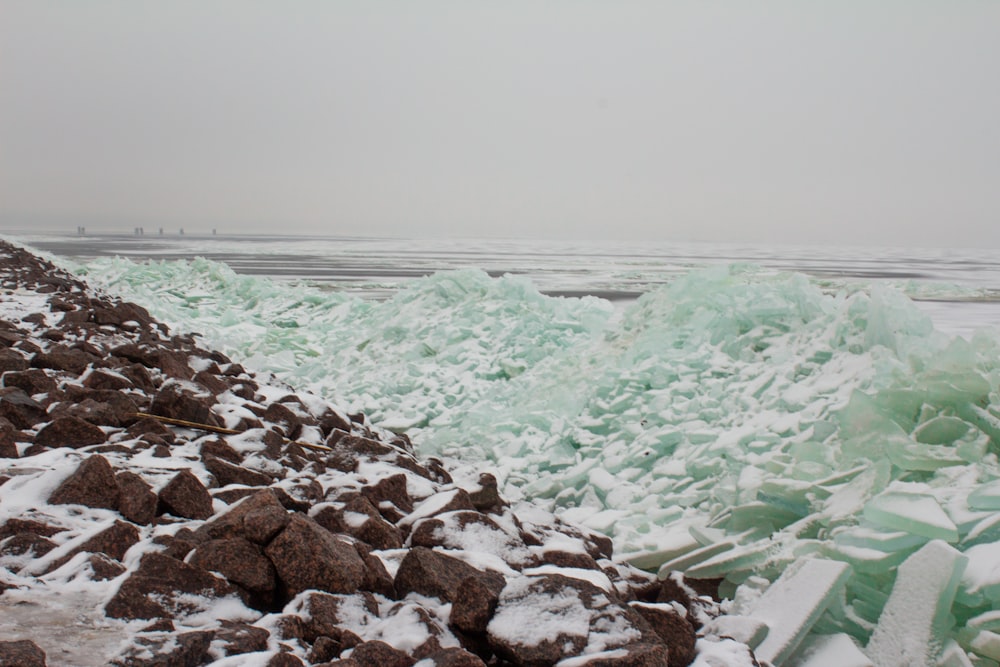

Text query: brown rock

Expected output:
[83,369,134,391]
[362,473,414,515]
[111,630,214,667]
[204,454,274,488]
[0,348,29,373]
[87,553,127,580]
[0,518,62,540]
[449,575,504,635]
[574,643,673,666]
[0,640,46,667]
[35,416,108,449]
[214,621,270,656]
[201,438,242,463]
[267,652,306,667]
[125,417,175,443]
[149,382,212,425]
[32,344,96,374]
[2,369,56,396]
[296,591,379,643]
[0,532,57,558]
[0,418,18,458]
[158,469,214,520]
[57,391,139,427]
[0,387,47,429]
[189,537,277,596]
[349,641,415,667]
[355,541,396,598]
[420,648,488,667]
[263,402,302,440]
[309,635,344,664]
[313,497,403,550]
[116,471,158,525]
[409,512,528,567]
[264,515,368,600]
[539,550,600,570]
[49,454,120,510]
[196,489,288,543]
[487,574,648,666]
[468,473,506,513]
[630,603,696,667]
[104,552,238,620]
[73,519,139,562]
[394,547,503,603]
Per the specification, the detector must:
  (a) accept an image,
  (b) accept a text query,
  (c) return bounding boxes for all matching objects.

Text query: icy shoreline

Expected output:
[0,242,756,666]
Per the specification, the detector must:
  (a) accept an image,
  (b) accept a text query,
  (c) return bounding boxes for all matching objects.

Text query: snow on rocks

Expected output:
[0,241,745,665]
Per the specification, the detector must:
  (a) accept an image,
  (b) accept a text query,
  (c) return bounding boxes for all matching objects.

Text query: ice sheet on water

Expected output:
[63,253,1000,663]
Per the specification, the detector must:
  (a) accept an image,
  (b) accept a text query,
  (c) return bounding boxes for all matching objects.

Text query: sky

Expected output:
[1,1,998,247]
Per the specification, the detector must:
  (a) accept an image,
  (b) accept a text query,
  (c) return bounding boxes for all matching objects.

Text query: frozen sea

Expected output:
[16,231,1000,338]
[9,230,1000,662]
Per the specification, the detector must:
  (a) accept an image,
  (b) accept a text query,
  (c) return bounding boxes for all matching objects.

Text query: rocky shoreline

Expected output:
[0,240,757,667]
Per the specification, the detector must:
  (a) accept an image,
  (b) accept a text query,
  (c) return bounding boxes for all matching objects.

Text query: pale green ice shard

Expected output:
[746,558,852,666]
[967,479,1000,511]
[863,490,959,542]
[865,540,968,667]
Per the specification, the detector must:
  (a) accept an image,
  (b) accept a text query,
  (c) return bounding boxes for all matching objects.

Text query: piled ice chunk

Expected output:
[71,256,1000,664]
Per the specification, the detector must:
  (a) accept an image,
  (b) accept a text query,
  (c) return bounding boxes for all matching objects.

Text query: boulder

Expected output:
[295,590,378,644]
[486,574,650,666]
[1,369,56,396]
[419,648,488,667]
[116,471,157,525]
[188,537,277,598]
[149,382,211,425]
[629,602,697,667]
[104,552,239,620]
[349,640,415,667]
[264,515,367,599]
[449,575,505,635]
[394,547,503,603]
[34,416,108,449]
[157,469,214,520]
[0,387,47,429]
[0,640,46,667]
[48,454,120,510]
[196,489,288,543]
[204,454,274,488]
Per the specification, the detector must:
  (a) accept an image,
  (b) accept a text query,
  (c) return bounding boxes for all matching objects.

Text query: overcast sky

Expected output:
[1,1,998,246]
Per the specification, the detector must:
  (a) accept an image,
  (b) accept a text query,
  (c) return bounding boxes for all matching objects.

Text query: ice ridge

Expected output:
[71,254,1000,663]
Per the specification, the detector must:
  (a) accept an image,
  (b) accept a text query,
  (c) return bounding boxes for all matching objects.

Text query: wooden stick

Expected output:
[132,412,335,453]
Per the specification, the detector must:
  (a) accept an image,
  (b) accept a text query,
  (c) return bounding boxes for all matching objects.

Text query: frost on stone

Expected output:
[67,254,1000,665]
[865,540,968,667]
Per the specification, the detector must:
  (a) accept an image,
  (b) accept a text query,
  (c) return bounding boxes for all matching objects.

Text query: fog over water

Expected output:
[2,2,999,247]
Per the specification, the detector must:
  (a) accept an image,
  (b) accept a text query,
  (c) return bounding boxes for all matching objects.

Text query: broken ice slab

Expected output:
[957,628,1000,662]
[823,542,912,575]
[729,500,803,531]
[684,540,774,580]
[745,558,852,667]
[786,633,874,667]
[656,540,735,579]
[968,480,1000,511]
[956,542,1000,606]
[833,525,929,553]
[865,540,968,667]
[936,640,976,667]
[863,490,960,542]
[884,438,968,472]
